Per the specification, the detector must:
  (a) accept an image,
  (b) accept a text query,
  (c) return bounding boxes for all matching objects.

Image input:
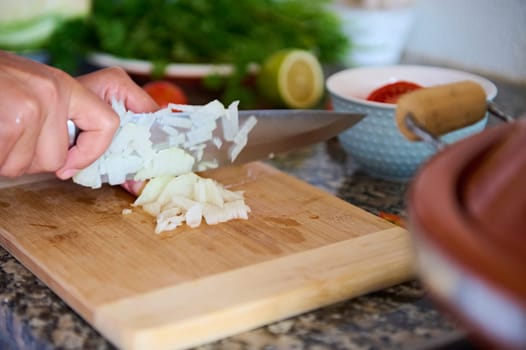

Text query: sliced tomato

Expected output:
[143,80,188,107]
[366,81,422,104]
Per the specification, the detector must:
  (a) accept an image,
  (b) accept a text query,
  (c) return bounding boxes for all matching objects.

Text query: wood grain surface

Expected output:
[0,162,415,350]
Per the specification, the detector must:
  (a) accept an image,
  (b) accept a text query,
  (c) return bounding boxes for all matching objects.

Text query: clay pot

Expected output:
[407,119,526,349]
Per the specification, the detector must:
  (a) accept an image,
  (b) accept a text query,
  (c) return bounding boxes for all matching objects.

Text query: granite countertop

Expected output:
[0,76,524,350]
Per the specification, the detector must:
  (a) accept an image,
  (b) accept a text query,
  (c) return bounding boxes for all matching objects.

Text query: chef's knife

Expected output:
[68,109,364,183]
[200,109,364,166]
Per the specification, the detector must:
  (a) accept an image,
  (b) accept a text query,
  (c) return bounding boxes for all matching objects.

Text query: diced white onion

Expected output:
[185,204,203,228]
[222,100,239,141]
[168,134,186,147]
[229,136,247,162]
[162,125,180,136]
[160,115,192,129]
[197,160,218,172]
[73,98,256,188]
[104,154,143,185]
[156,207,184,234]
[134,148,195,181]
[235,115,258,143]
[185,128,213,147]
[73,98,254,234]
[72,159,101,189]
[212,137,223,149]
[133,172,250,233]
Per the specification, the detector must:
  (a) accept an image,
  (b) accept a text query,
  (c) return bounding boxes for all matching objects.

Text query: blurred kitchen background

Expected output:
[333,0,526,84]
[404,0,526,84]
[0,0,526,78]
[1,0,524,85]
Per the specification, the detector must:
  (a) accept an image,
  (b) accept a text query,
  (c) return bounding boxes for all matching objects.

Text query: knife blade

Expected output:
[68,108,363,185]
[218,109,364,165]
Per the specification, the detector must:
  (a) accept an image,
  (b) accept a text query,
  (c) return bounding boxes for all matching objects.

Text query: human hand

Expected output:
[0,51,157,179]
[75,67,159,194]
[61,66,159,179]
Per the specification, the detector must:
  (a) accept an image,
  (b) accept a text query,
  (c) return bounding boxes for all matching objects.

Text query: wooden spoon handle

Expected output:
[396,81,488,141]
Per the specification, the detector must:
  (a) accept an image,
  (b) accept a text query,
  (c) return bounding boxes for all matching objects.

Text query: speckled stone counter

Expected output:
[0,76,524,350]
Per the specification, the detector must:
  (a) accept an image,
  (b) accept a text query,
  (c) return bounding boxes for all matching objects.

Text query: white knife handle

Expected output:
[67,120,79,148]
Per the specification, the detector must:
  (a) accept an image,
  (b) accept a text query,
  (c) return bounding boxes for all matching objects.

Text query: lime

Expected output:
[257,49,324,109]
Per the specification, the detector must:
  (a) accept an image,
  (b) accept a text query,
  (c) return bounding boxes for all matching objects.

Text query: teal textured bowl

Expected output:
[326,65,497,181]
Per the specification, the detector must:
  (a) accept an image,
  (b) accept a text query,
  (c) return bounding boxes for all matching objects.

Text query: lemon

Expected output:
[257,49,324,109]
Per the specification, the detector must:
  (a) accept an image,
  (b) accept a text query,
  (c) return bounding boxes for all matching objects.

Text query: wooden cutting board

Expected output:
[0,162,415,350]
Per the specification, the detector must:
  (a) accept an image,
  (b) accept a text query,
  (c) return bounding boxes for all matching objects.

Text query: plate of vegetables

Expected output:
[47,0,349,104]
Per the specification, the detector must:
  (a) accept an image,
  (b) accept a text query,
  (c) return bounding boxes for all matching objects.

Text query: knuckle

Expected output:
[39,159,65,173]
[15,144,68,175]
[2,98,41,139]
[10,100,43,138]
[35,149,68,173]
[18,98,41,123]
[0,163,26,178]
[103,109,121,133]
[102,66,130,83]
[36,69,64,104]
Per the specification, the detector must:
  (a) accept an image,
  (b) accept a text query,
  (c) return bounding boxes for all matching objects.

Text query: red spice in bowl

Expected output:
[366,81,422,104]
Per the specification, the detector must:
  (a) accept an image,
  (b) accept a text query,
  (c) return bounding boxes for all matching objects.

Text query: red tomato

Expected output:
[366,81,422,104]
[143,80,188,107]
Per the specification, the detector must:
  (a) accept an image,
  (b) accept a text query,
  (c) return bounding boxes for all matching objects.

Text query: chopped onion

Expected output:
[197,160,218,172]
[134,148,195,181]
[133,172,250,233]
[156,207,184,233]
[212,137,223,149]
[133,176,172,206]
[222,101,239,141]
[229,115,257,161]
[168,134,185,147]
[185,204,203,228]
[160,115,192,129]
[236,115,257,143]
[72,158,101,189]
[72,98,254,234]
[73,98,256,189]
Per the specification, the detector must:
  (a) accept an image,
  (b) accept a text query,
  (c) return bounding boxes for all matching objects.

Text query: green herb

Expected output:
[47,0,350,107]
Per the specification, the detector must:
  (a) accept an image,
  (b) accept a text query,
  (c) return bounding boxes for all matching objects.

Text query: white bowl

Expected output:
[326,65,498,181]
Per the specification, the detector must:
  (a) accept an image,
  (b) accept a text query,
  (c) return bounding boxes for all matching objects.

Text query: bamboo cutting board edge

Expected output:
[0,224,101,320]
[94,227,416,350]
[0,163,416,350]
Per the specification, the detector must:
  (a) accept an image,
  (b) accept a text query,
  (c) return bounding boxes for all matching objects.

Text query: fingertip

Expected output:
[127,93,159,113]
[56,167,79,180]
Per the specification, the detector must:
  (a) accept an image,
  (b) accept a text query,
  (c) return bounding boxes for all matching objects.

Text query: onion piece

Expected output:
[73,98,253,234]
[134,148,194,181]
[222,100,239,141]
[132,176,172,206]
[72,159,101,189]
[185,205,203,228]
[133,172,250,233]
[73,98,257,188]
[156,207,184,234]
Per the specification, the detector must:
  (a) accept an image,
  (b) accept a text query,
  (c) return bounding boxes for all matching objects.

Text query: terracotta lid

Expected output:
[408,119,526,314]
